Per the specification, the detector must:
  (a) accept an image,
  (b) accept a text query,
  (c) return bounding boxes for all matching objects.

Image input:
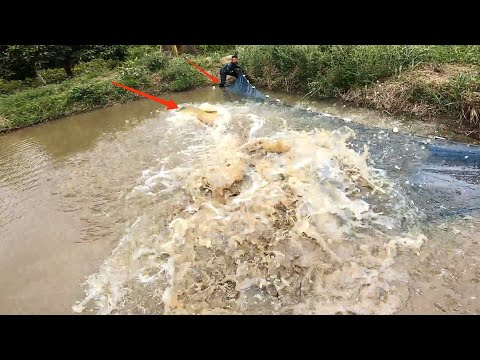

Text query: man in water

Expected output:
[219,55,248,87]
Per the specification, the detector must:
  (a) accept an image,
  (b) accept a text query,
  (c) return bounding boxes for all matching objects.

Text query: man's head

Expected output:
[231,55,239,65]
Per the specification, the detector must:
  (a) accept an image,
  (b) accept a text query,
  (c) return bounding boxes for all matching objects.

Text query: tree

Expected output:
[36,45,127,77]
[0,45,127,80]
[0,45,39,80]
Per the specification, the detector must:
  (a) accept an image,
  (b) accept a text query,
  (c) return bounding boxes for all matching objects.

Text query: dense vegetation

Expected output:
[0,45,231,130]
[1,45,479,138]
[238,45,480,135]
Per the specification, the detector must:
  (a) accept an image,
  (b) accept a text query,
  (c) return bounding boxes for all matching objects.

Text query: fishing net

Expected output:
[225,71,267,101]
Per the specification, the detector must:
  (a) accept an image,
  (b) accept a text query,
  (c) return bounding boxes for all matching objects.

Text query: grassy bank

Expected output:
[238,45,480,138]
[1,45,480,139]
[0,46,228,132]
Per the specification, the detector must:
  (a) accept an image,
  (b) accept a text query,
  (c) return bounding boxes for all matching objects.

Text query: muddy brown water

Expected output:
[1,88,478,314]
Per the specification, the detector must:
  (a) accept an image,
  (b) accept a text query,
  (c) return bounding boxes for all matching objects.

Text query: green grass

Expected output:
[238,45,480,94]
[239,45,428,95]
[237,45,480,135]
[419,71,480,126]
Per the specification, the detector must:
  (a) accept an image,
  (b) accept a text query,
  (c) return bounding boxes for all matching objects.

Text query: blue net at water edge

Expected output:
[269,104,480,220]
[225,71,268,101]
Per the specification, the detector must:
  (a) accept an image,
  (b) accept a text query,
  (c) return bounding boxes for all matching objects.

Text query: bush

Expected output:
[68,83,109,106]
[117,66,150,88]
[238,45,430,97]
[96,45,128,61]
[0,79,25,95]
[126,45,158,60]
[164,57,203,91]
[37,68,68,84]
[138,51,168,72]
[75,59,118,76]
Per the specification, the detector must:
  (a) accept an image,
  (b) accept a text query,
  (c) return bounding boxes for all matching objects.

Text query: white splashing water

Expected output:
[73,103,426,315]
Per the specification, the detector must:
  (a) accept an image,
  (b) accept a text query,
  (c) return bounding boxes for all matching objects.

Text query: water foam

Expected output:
[74,103,425,314]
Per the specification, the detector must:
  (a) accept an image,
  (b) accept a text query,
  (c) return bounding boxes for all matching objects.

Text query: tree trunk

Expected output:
[178,45,197,55]
[161,45,197,56]
[64,63,74,77]
[161,45,178,56]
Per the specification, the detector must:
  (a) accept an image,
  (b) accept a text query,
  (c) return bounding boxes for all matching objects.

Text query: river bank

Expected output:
[0,46,222,133]
[240,45,480,140]
[1,46,480,140]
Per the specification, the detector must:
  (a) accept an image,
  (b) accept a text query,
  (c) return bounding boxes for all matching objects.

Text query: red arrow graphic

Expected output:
[112,81,178,110]
[184,57,219,84]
